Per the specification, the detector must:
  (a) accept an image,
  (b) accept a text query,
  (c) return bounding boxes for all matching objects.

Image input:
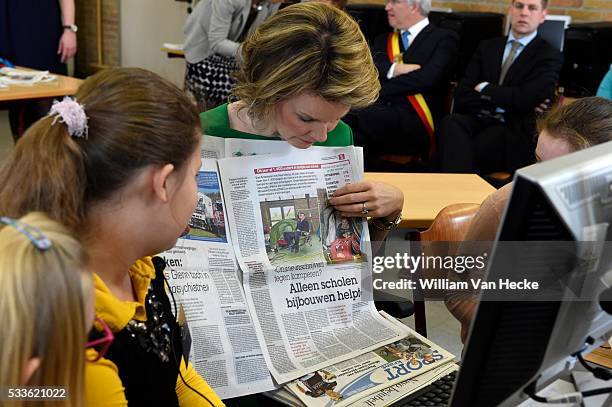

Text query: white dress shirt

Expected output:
[387,18,430,79]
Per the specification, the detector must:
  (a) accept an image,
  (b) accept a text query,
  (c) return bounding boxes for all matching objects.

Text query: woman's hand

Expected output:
[58,30,77,63]
[328,181,403,220]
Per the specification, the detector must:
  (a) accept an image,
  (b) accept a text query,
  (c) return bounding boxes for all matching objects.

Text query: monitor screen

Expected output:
[450,141,612,407]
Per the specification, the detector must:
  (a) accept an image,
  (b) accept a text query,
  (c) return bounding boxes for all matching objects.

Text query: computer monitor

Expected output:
[450,141,612,407]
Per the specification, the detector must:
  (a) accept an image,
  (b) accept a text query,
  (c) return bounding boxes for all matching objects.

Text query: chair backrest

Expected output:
[538,15,572,51]
[421,203,481,243]
[417,203,481,298]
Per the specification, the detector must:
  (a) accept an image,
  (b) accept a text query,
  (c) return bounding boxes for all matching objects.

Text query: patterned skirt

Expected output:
[186,54,238,108]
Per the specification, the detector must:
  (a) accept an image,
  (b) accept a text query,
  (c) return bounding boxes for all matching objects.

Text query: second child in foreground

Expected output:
[0,68,224,406]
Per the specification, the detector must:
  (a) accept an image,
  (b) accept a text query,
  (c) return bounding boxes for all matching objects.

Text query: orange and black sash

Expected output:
[387,32,436,157]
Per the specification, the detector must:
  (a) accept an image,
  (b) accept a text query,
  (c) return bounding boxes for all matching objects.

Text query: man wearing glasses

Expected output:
[344,0,459,165]
[436,0,563,176]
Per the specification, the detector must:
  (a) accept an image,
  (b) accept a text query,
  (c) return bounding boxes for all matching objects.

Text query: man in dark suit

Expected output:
[436,0,563,174]
[344,0,459,160]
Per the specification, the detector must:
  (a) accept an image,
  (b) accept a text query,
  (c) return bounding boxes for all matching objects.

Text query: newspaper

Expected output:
[0,67,56,86]
[217,145,410,384]
[162,159,275,398]
[202,135,364,170]
[347,363,459,407]
[284,315,455,407]
[202,134,293,160]
[268,363,459,407]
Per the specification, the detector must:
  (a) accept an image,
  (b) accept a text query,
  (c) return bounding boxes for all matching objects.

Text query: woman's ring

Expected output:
[361,202,369,215]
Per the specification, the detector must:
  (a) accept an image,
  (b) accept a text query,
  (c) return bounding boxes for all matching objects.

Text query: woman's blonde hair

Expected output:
[233,2,380,122]
[0,212,89,407]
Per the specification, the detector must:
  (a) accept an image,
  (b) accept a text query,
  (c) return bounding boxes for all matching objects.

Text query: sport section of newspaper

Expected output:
[217,146,410,384]
[267,364,459,407]
[162,159,275,399]
[284,313,455,407]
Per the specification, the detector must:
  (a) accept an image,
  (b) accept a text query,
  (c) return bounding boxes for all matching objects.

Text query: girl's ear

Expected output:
[21,357,41,385]
[152,164,175,203]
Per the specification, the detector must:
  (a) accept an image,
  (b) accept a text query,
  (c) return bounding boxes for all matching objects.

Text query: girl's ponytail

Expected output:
[0,114,88,231]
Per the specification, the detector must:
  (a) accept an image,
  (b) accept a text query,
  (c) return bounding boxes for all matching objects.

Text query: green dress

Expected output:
[200,103,353,147]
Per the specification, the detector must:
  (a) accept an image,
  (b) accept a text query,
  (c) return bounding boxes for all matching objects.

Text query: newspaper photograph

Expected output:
[217,146,410,384]
[162,159,275,398]
[284,321,455,407]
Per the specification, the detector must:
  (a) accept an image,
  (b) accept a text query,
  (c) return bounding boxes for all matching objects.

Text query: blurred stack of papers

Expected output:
[0,67,56,86]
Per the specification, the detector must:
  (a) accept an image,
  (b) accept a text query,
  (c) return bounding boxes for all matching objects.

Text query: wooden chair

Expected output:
[408,203,481,337]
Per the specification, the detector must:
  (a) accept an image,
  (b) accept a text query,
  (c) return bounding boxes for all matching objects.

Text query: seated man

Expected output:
[436,0,563,175]
[291,212,310,253]
[344,0,458,161]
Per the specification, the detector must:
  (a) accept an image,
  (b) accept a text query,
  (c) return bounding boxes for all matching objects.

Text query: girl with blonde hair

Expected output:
[0,212,91,407]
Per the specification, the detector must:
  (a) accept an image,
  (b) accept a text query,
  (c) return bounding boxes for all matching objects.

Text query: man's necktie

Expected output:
[401,31,410,50]
[498,40,521,85]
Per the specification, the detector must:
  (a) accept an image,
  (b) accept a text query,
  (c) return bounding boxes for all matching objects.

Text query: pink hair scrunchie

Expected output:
[48,96,89,139]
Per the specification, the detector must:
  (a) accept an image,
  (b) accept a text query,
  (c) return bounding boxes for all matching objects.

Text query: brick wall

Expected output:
[348,0,612,22]
[75,0,120,77]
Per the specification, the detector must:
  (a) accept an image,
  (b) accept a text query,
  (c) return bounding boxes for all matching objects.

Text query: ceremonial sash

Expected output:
[387,32,436,157]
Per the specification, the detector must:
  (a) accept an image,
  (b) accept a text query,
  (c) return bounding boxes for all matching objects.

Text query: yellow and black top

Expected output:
[85,257,224,407]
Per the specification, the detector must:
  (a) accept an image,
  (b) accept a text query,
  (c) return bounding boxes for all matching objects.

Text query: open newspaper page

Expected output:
[162,158,275,398]
[284,312,455,407]
[217,146,410,384]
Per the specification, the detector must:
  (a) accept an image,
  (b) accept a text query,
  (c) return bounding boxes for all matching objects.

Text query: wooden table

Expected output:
[161,46,185,59]
[364,173,496,229]
[0,70,82,102]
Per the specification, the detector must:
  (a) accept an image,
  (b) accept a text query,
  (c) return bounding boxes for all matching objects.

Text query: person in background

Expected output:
[0,212,92,407]
[436,0,563,175]
[596,64,612,100]
[336,217,353,239]
[291,212,310,253]
[202,3,404,240]
[0,68,224,406]
[344,0,459,163]
[183,0,283,109]
[0,0,78,140]
[445,96,612,343]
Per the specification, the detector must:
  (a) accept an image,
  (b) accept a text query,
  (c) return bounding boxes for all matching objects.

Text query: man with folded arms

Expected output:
[436,0,563,175]
[345,0,459,163]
